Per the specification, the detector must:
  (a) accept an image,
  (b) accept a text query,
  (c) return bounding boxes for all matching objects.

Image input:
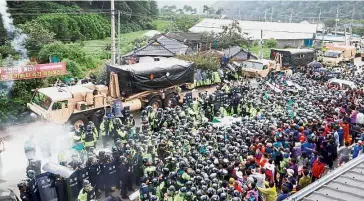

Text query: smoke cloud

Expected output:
[0,0,28,59]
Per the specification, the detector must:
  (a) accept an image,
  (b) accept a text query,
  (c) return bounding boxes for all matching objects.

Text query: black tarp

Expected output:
[107,58,194,97]
[270,49,315,67]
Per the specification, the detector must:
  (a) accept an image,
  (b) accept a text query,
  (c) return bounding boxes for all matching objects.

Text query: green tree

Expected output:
[324,19,336,28]
[18,21,55,56]
[216,8,224,15]
[174,16,196,32]
[264,38,278,48]
[203,5,210,15]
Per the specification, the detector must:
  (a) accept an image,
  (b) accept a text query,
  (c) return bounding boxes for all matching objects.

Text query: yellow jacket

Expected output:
[257,181,277,201]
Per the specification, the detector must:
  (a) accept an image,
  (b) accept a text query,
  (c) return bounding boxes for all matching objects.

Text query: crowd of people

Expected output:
[18,69,364,201]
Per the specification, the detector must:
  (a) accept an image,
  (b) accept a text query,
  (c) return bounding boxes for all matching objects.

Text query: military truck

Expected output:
[235,52,292,78]
[322,45,356,67]
[27,58,194,127]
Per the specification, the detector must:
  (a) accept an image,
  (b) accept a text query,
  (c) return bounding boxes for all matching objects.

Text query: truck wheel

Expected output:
[69,114,89,129]
[149,96,162,110]
[164,93,175,108]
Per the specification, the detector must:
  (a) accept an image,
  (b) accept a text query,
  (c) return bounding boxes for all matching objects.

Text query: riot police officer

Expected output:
[82,125,97,151]
[77,180,96,201]
[26,170,40,201]
[119,156,131,199]
[68,153,83,170]
[100,116,114,148]
[139,183,151,201]
[18,181,31,201]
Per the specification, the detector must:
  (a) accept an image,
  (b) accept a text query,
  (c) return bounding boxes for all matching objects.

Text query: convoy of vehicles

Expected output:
[27,58,194,127]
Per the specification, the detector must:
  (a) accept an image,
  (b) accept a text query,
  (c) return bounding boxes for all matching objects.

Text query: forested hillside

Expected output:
[215,1,364,22]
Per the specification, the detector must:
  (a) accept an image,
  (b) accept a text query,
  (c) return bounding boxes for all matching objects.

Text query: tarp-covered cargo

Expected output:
[107,58,194,97]
[270,49,314,67]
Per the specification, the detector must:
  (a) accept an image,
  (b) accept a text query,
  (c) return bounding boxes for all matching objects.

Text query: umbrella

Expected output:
[308,61,323,68]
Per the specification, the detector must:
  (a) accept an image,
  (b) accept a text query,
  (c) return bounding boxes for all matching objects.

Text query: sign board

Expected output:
[0,62,67,81]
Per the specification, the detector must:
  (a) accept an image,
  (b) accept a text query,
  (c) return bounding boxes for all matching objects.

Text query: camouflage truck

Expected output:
[27,58,194,127]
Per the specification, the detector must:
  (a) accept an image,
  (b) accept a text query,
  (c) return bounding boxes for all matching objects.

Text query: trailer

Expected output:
[27,58,194,127]
[270,49,315,68]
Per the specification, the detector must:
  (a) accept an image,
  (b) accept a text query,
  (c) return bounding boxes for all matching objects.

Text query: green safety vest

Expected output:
[100,120,114,136]
[212,72,221,83]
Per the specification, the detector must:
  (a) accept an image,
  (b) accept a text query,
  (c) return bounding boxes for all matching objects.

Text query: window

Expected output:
[32,91,52,110]
[52,100,68,111]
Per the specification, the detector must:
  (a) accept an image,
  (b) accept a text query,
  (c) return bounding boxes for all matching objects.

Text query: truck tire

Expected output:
[149,96,162,110]
[163,93,176,108]
[69,114,89,129]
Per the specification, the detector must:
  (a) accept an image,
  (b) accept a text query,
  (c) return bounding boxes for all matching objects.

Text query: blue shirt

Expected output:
[277,193,290,201]
[353,145,363,158]
[301,142,313,155]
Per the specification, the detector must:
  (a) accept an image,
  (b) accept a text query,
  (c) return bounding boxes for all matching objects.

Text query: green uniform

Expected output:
[212,71,221,83]
[174,193,186,201]
[100,119,114,136]
[144,166,156,178]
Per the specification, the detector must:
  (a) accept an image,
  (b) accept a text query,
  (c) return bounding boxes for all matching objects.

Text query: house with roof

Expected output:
[189,18,319,48]
[151,32,209,51]
[121,35,190,64]
[222,46,258,61]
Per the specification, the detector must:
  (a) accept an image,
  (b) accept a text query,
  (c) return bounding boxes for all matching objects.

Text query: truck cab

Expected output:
[240,59,275,78]
[27,84,107,127]
[322,50,343,67]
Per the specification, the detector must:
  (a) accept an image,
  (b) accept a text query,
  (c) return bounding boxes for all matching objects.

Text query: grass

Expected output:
[152,20,170,32]
[77,30,150,56]
[248,46,271,59]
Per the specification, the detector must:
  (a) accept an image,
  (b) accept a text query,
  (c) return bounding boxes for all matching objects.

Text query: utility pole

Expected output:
[110,0,116,65]
[264,10,267,22]
[335,5,339,36]
[117,10,121,65]
[259,29,263,59]
[318,9,322,22]
[289,10,293,23]
[270,7,274,22]
[350,7,355,38]
[238,8,241,20]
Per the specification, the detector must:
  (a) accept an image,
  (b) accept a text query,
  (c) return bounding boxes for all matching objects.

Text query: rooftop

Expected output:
[189,18,318,40]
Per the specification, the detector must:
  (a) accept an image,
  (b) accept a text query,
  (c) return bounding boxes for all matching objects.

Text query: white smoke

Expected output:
[0,0,28,59]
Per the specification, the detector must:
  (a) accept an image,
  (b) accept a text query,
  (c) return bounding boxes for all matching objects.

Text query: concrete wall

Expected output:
[276,39,305,48]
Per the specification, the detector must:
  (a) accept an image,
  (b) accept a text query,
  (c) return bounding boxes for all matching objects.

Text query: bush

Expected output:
[264,38,278,48]
[177,54,220,71]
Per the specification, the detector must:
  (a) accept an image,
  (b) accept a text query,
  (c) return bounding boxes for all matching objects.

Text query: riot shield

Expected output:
[54,177,67,201]
[103,161,118,190]
[77,167,90,190]
[35,173,58,201]
[88,164,102,189]
[68,172,80,201]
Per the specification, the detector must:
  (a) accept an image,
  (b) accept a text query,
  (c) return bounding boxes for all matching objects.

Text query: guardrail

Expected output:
[284,154,364,201]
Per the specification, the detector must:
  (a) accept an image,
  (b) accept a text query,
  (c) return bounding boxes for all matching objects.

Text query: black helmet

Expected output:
[168,185,176,192]
[211,195,219,201]
[162,168,170,175]
[200,195,209,201]
[220,193,227,201]
[150,195,158,201]
[180,187,187,193]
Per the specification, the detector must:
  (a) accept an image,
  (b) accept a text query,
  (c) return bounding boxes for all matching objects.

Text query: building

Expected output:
[122,35,190,64]
[222,46,258,61]
[151,32,210,51]
[189,19,319,48]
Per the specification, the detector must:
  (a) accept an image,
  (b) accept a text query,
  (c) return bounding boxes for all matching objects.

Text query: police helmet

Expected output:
[180,187,187,193]
[83,180,91,187]
[168,185,176,192]
[27,170,35,178]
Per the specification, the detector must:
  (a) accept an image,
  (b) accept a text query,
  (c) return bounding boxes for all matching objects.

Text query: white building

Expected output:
[189,19,319,48]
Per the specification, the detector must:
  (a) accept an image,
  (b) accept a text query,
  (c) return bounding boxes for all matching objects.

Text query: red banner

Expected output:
[0,62,67,81]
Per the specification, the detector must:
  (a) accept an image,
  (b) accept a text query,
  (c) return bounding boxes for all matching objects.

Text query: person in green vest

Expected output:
[112,118,127,143]
[143,158,157,180]
[249,106,257,118]
[99,116,114,148]
[174,187,187,201]
[176,161,191,189]
[219,104,228,118]
[192,98,199,113]
[165,186,176,201]
[212,71,221,84]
